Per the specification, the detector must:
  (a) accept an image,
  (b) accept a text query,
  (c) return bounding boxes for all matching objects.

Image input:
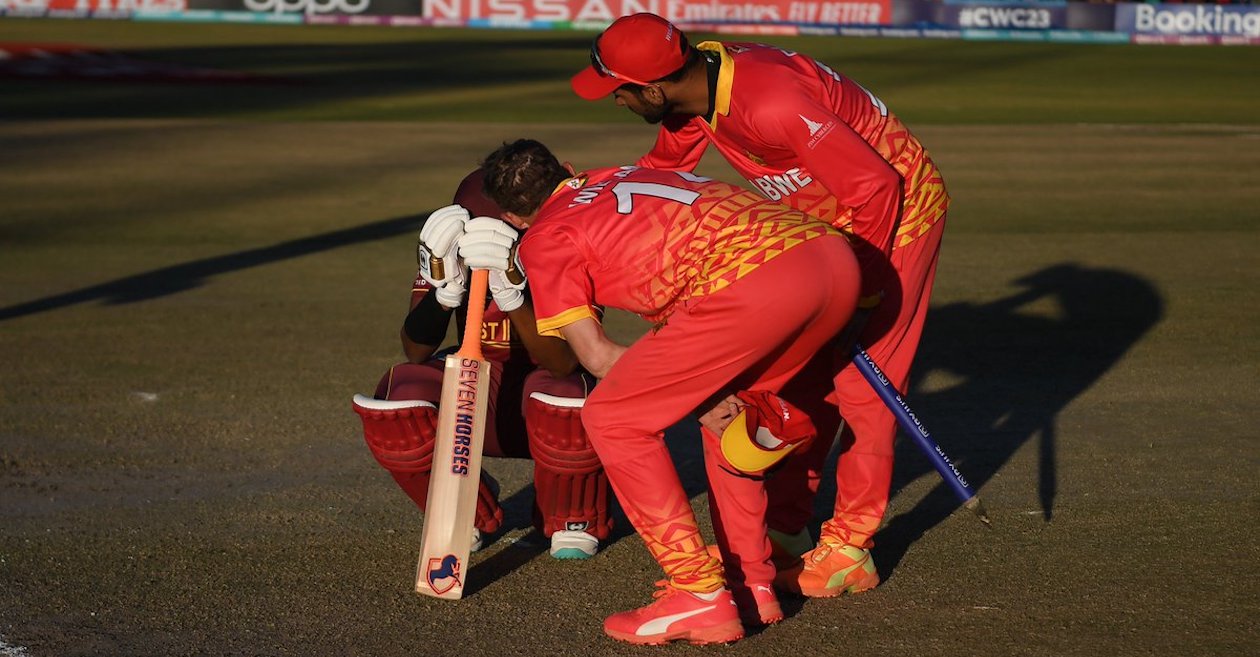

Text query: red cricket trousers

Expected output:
[767,216,946,548]
[581,236,860,590]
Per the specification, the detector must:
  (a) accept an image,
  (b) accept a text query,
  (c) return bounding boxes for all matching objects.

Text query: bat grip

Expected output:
[460,270,490,361]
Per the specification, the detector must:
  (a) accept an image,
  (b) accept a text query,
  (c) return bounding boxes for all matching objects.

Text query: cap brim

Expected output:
[720,410,799,474]
[571,66,623,100]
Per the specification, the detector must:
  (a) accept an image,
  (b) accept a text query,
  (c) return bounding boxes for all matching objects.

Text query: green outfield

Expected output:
[1,17,1258,657]
[4,18,1260,124]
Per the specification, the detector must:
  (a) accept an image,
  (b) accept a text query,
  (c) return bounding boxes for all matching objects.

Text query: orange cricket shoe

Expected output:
[731,581,784,626]
[777,542,880,598]
[703,545,783,626]
[603,580,744,645]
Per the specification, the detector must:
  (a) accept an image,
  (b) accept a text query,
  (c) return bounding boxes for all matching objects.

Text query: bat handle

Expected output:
[460,270,490,360]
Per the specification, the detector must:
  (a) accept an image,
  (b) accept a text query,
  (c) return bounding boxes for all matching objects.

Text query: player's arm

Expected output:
[502,299,582,378]
[400,286,455,364]
[457,217,584,377]
[636,118,709,171]
[402,203,474,362]
[487,221,614,375]
[556,317,626,380]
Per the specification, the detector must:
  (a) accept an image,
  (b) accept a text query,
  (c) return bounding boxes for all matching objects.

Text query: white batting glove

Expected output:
[458,217,527,312]
[433,273,467,309]
[417,205,468,284]
[487,266,527,313]
[458,217,518,271]
[417,205,470,309]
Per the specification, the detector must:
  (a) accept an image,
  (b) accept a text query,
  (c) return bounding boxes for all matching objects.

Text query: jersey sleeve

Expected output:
[637,117,709,172]
[519,227,600,339]
[756,93,902,299]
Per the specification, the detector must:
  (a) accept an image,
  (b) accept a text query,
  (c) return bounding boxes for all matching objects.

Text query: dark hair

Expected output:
[480,139,571,216]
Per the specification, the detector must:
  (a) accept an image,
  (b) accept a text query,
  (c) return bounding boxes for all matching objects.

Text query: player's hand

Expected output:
[417,204,470,288]
[459,217,527,312]
[486,268,526,313]
[433,275,467,310]
[698,393,746,435]
[458,217,518,271]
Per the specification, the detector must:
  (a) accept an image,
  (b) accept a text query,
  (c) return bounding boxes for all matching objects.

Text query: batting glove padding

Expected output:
[432,275,467,310]
[417,204,470,308]
[458,217,518,270]
[459,217,527,313]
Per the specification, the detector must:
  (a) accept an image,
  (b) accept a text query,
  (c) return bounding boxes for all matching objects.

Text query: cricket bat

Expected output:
[415,269,492,600]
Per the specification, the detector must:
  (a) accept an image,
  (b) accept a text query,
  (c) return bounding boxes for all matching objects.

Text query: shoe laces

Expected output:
[809,543,835,564]
[650,579,675,600]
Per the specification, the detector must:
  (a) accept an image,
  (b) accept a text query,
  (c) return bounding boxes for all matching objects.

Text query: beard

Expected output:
[639,95,673,125]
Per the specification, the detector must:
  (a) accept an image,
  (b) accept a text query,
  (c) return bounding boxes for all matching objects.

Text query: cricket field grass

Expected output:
[1,17,1258,657]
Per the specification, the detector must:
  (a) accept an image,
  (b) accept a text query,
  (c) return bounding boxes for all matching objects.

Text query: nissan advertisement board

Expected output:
[421,0,892,29]
[3,0,1259,46]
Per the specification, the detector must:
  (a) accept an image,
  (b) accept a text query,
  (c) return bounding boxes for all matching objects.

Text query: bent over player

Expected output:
[352,169,612,559]
[480,139,861,645]
[572,13,951,596]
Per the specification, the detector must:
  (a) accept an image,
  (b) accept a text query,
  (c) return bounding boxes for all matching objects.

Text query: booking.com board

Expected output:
[2,0,1259,45]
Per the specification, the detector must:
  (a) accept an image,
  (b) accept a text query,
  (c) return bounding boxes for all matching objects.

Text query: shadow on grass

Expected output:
[429,264,1165,596]
[464,419,701,598]
[871,262,1164,579]
[2,219,1164,594]
[0,212,426,322]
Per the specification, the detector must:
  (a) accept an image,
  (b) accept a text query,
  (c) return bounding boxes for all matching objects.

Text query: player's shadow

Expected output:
[461,484,550,597]
[465,264,1163,607]
[869,263,1164,579]
[0,213,424,322]
[463,419,710,596]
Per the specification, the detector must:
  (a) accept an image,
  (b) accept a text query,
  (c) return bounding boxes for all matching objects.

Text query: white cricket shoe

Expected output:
[549,529,598,560]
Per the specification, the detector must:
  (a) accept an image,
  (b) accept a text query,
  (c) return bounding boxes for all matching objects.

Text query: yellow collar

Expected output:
[697,41,734,132]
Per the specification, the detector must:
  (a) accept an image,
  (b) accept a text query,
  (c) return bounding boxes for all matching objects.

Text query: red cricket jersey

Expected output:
[637,42,949,297]
[519,166,837,337]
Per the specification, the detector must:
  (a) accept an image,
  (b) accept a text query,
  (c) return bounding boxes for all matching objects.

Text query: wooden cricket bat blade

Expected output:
[415,269,493,601]
[414,353,492,599]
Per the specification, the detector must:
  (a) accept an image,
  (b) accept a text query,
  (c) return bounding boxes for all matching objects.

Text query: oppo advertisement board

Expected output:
[184,0,422,18]
[1117,3,1260,45]
[421,0,893,28]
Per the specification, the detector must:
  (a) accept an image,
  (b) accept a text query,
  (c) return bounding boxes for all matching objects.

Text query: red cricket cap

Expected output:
[570,13,689,100]
[719,390,816,475]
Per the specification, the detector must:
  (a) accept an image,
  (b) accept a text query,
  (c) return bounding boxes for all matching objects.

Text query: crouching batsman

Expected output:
[479,140,860,645]
[351,169,613,560]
